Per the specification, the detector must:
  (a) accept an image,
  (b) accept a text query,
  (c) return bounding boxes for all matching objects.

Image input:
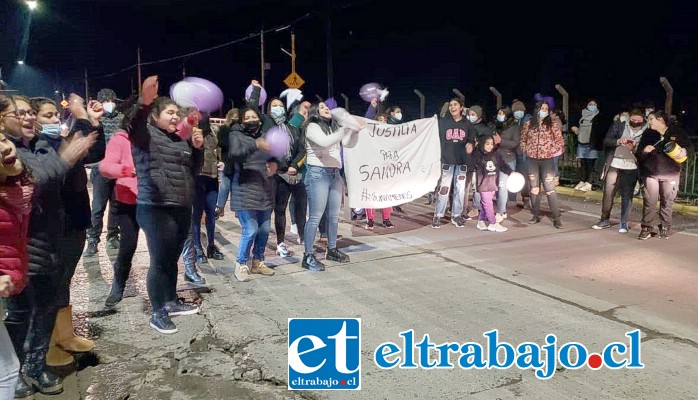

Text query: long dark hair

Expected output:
[529,102,553,129]
[306,103,338,134]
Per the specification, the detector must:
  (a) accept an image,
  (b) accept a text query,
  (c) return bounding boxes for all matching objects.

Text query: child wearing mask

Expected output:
[473,135,512,232]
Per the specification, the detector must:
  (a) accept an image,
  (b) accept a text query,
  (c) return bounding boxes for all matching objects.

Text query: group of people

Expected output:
[1,73,694,399]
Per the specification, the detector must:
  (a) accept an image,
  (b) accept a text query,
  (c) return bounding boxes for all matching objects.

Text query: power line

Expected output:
[92,12,312,80]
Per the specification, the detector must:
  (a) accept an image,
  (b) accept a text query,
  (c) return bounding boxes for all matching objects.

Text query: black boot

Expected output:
[105,281,124,307]
[184,263,206,285]
[82,239,98,257]
[14,375,35,399]
[302,253,325,272]
[195,248,208,264]
[658,224,671,239]
[206,244,224,260]
[326,248,350,263]
[25,371,63,395]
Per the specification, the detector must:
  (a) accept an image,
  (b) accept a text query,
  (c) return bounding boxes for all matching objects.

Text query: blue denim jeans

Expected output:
[236,210,273,263]
[434,164,469,218]
[216,172,233,210]
[497,160,517,214]
[303,166,343,253]
[0,306,19,398]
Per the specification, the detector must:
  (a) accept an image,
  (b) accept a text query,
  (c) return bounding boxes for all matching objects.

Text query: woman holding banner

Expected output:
[301,102,353,272]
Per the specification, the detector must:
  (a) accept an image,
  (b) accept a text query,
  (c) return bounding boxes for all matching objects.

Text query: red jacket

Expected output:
[0,173,34,296]
[100,130,137,205]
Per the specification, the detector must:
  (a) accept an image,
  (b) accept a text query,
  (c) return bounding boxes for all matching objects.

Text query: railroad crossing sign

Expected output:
[284,72,304,89]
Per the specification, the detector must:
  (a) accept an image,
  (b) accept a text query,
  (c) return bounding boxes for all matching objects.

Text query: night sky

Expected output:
[2,0,698,127]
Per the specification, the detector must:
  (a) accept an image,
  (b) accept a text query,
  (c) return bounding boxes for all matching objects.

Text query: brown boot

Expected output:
[251,260,275,276]
[55,305,95,352]
[46,328,74,366]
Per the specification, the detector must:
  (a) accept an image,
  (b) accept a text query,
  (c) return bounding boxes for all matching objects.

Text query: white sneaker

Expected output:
[290,224,298,235]
[276,242,291,257]
[488,222,508,232]
[234,261,251,282]
[476,221,488,231]
[580,182,592,192]
[574,181,584,190]
[495,213,506,223]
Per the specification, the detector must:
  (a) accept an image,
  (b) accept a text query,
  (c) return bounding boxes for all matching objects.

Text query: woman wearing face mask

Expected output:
[385,106,407,213]
[0,128,33,400]
[128,76,204,335]
[31,96,105,367]
[465,105,495,220]
[636,110,694,240]
[264,97,307,256]
[592,108,647,232]
[301,102,353,271]
[519,101,565,229]
[492,107,520,222]
[2,94,95,398]
[571,100,606,192]
[227,107,279,282]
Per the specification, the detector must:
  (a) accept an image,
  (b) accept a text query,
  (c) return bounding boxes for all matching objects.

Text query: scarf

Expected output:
[577,108,599,144]
[621,122,646,141]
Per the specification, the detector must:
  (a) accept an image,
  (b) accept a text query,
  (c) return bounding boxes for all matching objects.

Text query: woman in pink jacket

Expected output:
[99,109,138,307]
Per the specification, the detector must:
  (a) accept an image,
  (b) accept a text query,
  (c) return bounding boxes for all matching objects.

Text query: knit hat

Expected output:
[511,99,525,113]
[97,88,117,103]
[469,105,483,118]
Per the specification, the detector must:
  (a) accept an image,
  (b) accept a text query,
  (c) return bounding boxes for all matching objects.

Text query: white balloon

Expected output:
[330,107,360,132]
[506,171,525,193]
[170,81,199,109]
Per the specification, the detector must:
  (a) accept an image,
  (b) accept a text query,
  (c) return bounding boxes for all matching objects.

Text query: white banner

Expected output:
[343,115,441,209]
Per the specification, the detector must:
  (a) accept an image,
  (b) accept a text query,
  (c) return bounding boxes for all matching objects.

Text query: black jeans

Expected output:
[136,204,190,312]
[4,270,61,376]
[192,176,218,250]
[55,230,87,308]
[112,202,139,291]
[601,167,638,222]
[87,167,119,242]
[527,158,560,219]
[642,174,679,228]
[274,175,307,244]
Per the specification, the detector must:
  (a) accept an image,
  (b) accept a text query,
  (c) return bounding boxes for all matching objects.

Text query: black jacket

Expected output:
[128,103,202,208]
[637,125,694,178]
[228,126,279,211]
[11,136,70,274]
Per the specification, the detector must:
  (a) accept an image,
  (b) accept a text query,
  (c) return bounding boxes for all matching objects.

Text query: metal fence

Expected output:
[558,132,698,200]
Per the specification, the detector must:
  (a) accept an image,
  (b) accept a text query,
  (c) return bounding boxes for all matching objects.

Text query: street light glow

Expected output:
[26,1,38,11]
[17,60,25,65]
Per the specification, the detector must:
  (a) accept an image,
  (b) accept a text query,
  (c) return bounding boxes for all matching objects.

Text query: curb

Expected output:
[556,187,698,217]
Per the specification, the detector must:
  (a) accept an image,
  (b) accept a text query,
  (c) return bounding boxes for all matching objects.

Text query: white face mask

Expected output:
[467,115,478,123]
[393,112,402,121]
[538,110,549,119]
[103,102,116,114]
[496,115,506,122]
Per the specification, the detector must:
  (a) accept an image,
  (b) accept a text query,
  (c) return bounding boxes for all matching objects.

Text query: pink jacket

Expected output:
[99,130,137,205]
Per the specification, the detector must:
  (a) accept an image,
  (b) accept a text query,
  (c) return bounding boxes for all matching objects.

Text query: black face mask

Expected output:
[629,121,643,128]
[243,120,261,137]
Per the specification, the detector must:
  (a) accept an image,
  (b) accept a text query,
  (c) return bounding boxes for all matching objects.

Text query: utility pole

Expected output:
[137,46,142,95]
[324,0,334,98]
[84,69,89,100]
[260,27,266,88]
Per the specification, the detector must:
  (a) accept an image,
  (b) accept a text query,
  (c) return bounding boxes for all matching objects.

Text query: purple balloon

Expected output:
[265,126,290,157]
[359,82,382,102]
[169,77,224,112]
[324,97,338,110]
[245,84,268,106]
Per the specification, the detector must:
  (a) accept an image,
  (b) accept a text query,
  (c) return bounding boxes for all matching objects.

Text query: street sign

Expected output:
[60,99,69,108]
[284,72,305,89]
